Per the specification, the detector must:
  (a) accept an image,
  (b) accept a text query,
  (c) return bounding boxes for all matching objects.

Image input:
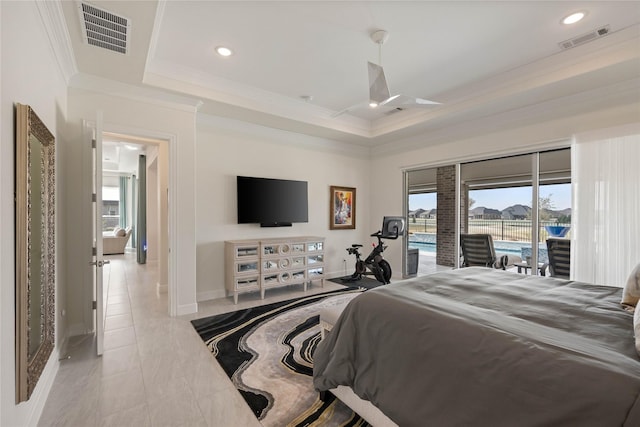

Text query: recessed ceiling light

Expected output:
[562,11,586,25]
[369,102,379,108]
[216,46,233,57]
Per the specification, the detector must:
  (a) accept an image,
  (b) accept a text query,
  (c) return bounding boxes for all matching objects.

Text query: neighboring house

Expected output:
[502,204,532,220]
[470,207,502,220]
[409,208,427,219]
[427,209,437,219]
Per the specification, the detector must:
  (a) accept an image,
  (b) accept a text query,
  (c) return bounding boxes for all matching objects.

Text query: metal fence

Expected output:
[408,218,570,242]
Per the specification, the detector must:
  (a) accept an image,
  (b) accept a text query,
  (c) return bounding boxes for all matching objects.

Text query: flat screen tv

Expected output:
[237,176,308,227]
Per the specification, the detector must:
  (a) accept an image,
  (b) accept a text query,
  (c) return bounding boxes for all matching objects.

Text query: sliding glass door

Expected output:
[402,147,570,277]
[459,148,570,274]
[461,153,535,270]
[405,167,438,277]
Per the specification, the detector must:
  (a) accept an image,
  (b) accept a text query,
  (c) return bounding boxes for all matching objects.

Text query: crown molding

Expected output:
[69,73,204,113]
[36,0,78,84]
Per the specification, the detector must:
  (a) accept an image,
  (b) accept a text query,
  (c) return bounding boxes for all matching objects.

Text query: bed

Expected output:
[313,267,640,427]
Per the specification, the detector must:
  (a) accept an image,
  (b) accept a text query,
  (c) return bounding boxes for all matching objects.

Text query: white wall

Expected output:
[146,146,159,262]
[143,141,170,293]
[195,115,372,301]
[1,2,68,425]
[368,103,640,276]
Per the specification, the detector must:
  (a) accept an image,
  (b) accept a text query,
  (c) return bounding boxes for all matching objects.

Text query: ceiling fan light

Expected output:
[562,11,586,25]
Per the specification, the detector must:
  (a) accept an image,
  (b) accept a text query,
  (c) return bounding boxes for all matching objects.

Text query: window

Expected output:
[102,186,119,231]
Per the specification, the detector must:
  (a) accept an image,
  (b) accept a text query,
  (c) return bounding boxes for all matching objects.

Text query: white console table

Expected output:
[224,236,325,304]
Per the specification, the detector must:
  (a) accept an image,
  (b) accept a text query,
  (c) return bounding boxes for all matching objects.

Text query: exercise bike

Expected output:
[344,216,405,285]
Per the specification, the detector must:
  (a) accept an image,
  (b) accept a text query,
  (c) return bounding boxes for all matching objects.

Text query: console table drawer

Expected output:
[262,269,307,288]
[308,267,324,279]
[235,260,259,275]
[234,245,259,259]
[261,243,291,257]
[235,276,259,290]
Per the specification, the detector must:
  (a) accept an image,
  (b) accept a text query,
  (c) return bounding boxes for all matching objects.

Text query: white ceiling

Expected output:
[102,140,144,174]
[60,1,640,146]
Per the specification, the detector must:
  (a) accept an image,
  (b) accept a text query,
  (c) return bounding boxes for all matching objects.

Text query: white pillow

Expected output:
[112,227,122,237]
[621,263,640,309]
[115,228,126,237]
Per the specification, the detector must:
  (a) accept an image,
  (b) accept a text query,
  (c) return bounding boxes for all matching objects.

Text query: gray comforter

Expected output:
[313,268,640,427]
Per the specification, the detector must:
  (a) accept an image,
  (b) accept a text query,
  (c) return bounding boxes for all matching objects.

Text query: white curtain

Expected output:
[572,124,640,287]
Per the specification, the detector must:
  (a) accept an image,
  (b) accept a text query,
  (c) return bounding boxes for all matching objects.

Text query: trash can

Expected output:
[407,248,419,276]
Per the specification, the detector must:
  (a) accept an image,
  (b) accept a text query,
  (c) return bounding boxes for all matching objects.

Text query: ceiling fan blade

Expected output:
[380,94,441,108]
[368,61,390,103]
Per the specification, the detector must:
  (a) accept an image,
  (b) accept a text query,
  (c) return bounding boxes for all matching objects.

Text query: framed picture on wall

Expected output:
[329,186,356,230]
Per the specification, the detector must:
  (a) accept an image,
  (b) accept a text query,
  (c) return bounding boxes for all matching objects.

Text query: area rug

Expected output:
[327,275,384,289]
[191,288,370,427]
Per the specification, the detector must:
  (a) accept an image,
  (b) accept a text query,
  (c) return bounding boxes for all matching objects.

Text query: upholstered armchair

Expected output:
[103,226,132,255]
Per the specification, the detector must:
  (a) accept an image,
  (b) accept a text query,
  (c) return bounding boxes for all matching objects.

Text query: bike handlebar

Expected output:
[370,226,401,240]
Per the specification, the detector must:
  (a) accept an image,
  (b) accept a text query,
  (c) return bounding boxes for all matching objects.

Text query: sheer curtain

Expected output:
[572,124,640,287]
[118,175,128,228]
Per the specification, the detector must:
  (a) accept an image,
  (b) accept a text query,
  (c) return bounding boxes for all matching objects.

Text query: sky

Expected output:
[409,183,571,212]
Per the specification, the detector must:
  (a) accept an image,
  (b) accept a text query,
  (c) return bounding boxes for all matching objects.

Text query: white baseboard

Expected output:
[28,348,60,426]
[67,322,90,337]
[156,282,168,294]
[176,302,198,316]
[197,289,227,302]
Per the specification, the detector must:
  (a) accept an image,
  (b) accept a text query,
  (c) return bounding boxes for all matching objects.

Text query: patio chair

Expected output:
[460,234,520,270]
[545,238,571,279]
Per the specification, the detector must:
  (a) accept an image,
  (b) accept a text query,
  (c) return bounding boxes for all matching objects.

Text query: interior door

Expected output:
[90,111,108,355]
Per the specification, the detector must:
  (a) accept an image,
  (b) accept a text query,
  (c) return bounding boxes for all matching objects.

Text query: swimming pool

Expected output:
[409,239,546,260]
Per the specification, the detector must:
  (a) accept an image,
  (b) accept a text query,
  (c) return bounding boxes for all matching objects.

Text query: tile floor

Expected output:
[38,251,448,426]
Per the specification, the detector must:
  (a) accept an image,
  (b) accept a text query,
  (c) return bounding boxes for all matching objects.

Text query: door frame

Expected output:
[86,121,177,318]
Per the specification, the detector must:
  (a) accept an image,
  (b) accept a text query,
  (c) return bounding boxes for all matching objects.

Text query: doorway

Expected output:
[102,132,170,298]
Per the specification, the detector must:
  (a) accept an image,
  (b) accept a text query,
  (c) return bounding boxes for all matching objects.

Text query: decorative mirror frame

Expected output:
[15,104,55,402]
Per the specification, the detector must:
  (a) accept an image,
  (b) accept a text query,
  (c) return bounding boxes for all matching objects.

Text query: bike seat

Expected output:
[351,244,363,248]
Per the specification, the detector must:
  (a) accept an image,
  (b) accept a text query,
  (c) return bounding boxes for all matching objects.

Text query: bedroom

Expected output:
[1,1,639,425]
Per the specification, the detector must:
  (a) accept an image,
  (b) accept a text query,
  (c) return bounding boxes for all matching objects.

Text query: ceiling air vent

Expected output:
[78,2,130,54]
[559,25,610,50]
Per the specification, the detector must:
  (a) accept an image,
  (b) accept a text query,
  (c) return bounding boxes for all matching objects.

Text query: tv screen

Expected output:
[237,176,309,227]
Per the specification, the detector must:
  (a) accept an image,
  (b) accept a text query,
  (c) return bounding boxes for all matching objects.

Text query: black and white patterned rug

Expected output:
[191,288,369,427]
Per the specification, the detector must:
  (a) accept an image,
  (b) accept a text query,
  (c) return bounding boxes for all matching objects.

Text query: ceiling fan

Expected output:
[333,30,441,118]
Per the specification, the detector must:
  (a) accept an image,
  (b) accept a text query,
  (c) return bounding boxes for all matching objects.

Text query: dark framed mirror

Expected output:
[15,103,55,402]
